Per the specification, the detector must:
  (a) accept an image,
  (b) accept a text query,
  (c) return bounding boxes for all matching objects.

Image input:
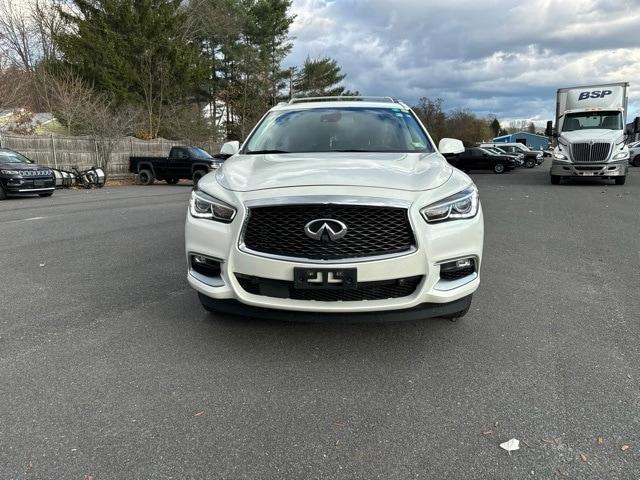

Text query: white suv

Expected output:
[185,97,484,321]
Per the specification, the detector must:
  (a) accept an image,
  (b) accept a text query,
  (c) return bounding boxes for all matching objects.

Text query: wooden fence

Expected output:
[0,134,221,174]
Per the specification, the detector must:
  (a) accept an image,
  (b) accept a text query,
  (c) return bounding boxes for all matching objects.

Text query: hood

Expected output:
[561,129,623,143]
[0,162,48,171]
[212,152,452,192]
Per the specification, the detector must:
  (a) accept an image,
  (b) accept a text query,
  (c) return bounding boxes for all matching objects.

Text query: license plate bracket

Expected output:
[294,267,357,290]
[34,180,45,187]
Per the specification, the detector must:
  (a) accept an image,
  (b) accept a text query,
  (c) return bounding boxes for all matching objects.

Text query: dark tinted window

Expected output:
[0,150,32,164]
[244,107,434,154]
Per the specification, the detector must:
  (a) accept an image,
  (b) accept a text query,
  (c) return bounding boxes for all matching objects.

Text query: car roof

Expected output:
[270,97,411,112]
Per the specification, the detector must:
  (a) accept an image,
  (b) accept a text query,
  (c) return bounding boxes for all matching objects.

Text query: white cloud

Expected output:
[286,0,640,122]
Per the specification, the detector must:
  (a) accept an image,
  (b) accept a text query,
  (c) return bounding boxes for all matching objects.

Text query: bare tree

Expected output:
[35,69,100,135]
[84,103,139,168]
[0,0,37,70]
[0,67,32,110]
[30,0,64,63]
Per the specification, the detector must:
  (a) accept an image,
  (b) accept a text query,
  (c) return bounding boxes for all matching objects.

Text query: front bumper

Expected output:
[198,293,473,322]
[2,176,56,194]
[185,191,484,316]
[550,160,627,178]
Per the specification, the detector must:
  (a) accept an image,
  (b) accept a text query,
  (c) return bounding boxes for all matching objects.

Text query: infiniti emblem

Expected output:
[304,218,348,242]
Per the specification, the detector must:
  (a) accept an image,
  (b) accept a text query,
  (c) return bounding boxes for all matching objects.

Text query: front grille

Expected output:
[571,143,610,163]
[19,170,52,176]
[236,274,422,302]
[242,204,415,260]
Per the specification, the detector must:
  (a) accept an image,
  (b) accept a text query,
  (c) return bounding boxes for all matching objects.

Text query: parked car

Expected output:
[479,142,543,168]
[628,141,640,167]
[446,147,516,174]
[129,146,226,185]
[0,148,55,200]
[485,146,524,167]
[185,97,484,321]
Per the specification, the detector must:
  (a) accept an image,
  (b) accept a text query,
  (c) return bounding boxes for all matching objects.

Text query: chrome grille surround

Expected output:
[239,196,417,263]
[571,142,611,163]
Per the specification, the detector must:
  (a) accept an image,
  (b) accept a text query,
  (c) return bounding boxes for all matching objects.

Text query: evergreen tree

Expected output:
[56,0,205,138]
[292,56,357,98]
[489,117,501,138]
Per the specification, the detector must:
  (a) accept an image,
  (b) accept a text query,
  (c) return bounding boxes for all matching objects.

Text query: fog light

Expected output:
[456,259,472,268]
[190,254,222,277]
[440,257,476,281]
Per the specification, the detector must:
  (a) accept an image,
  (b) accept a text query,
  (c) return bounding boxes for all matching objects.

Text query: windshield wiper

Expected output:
[332,149,377,152]
[245,149,291,154]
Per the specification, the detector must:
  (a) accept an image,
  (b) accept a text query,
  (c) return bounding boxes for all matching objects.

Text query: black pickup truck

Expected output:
[129,146,226,185]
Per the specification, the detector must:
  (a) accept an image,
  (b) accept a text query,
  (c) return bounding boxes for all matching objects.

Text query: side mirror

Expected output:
[220,141,240,156]
[438,138,464,155]
[545,120,553,137]
[634,116,640,134]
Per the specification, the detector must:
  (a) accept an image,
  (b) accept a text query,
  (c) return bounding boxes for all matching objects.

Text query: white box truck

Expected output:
[545,82,640,185]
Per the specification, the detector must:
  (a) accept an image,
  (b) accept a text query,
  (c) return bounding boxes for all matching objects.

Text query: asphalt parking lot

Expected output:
[1,165,639,479]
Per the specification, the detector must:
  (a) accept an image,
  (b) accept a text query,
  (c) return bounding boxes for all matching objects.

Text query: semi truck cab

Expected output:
[546,83,640,185]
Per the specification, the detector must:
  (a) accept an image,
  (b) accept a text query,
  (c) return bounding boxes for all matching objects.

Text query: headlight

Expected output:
[189,189,236,222]
[421,185,479,223]
[1,170,21,175]
[553,152,567,160]
[613,151,629,160]
[536,154,542,159]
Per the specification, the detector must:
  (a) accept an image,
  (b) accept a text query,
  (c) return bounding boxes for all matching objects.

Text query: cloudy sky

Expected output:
[285,0,640,126]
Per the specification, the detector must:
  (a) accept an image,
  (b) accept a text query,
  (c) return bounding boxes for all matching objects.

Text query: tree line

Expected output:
[0,0,352,146]
[411,97,513,146]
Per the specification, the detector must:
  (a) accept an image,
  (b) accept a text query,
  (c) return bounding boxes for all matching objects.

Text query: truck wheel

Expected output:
[525,159,535,168]
[493,164,505,174]
[138,169,154,185]
[192,170,206,185]
[614,176,626,185]
[38,192,54,197]
[633,156,640,167]
[550,175,561,185]
[166,178,179,185]
[0,184,6,200]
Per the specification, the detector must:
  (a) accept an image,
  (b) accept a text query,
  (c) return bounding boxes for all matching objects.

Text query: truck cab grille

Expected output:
[571,143,610,163]
[242,203,415,261]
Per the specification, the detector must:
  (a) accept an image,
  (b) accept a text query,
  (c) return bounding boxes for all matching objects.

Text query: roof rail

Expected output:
[288,96,399,104]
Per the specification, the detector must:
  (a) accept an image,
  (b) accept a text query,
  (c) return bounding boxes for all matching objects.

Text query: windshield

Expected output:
[562,111,622,132]
[188,147,213,159]
[0,150,32,164]
[244,107,434,154]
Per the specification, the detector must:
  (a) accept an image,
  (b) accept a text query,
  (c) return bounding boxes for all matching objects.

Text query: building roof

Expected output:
[493,131,549,141]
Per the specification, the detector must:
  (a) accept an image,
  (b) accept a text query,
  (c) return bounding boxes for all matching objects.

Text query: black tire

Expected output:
[166,177,179,185]
[493,163,505,174]
[614,176,626,186]
[138,169,154,185]
[525,159,535,168]
[192,170,206,185]
[550,175,561,185]
[633,156,640,167]
[0,184,6,200]
[38,192,54,197]
[442,301,471,322]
